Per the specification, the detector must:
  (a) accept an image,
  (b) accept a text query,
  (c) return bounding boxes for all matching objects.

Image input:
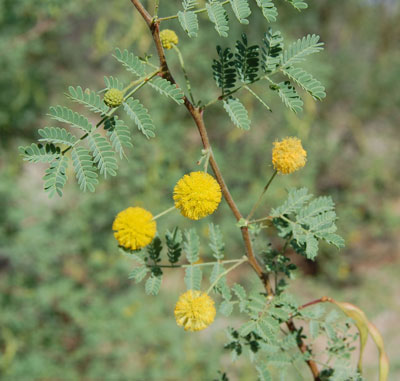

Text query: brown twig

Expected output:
[286,320,321,380]
[129,0,318,377]
[299,296,332,310]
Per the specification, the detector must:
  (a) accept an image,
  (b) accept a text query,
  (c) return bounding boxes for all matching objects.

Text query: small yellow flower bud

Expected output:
[160,29,179,50]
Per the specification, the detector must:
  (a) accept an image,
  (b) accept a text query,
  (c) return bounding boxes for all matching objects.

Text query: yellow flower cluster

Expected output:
[112,207,156,250]
[104,88,124,108]
[272,137,307,174]
[159,29,179,50]
[173,171,222,220]
[174,290,216,331]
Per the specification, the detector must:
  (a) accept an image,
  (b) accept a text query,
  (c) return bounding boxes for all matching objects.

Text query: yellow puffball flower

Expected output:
[160,29,179,50]
[272,137,307,174]
[174,290,216,332]
[173,171,222,220]
[104,88,124,108]
[112,207,156,250]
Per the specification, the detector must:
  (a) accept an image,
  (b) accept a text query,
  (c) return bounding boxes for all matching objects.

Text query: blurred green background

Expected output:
[1,0,399,379]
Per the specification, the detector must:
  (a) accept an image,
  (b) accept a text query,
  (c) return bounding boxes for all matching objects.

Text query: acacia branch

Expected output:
[129,0,270,291]
[128,0,319,378]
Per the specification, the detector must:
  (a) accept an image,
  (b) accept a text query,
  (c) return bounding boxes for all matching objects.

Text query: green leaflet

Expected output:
[282,67,326,100]
[219,300,234,316]
[256,0,278,22]
[87,133,118,178]
[43,156,69,198]
[208,223,225,259]
[67,86,109,114]
[128,266,149,283]
[212,46,237,93]
[104,76,124,91]
[256,364,273,381]
[48,105,93,133]
[229,0,251,24]
[275,81,304,113]
[19,143,61,163]
[178,11,199,38]
[106,118,133,159]
[147,237,163,264]
[223,97,251,130]
[286,0,308,10]
[145,274,162,296]
[165,227,183,264]
[182,0,198,9]
[210,262,231,300]
[235,33,260,83]
[38,127,77,147]
[183,228,200,263]
[148,77,185,105]
[113,48,146,77]
[271,187,312,216]
[71,147,99,192]
[123,98,155,139]
[272,188,345,260]
[206,1,229,38]
[184,266,202,290]
[262,28,283,73]
[282,34,324,67]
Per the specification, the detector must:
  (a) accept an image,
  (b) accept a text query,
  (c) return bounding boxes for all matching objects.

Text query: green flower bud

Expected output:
[104,88,124,108]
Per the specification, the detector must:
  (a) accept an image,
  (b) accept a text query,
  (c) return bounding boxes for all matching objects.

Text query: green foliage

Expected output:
[129,265,149,283]
[282,67,326,100]
[71,147,99,192]
[223,97,251,130]
[178,10,199,38]
[256,0,278,23]
[104,76,124,91]
[165,228,183,264]
[235,34,260,83]
[147,237,163,265]
[281,34,324,67]
[178,1,199,37]
[106,117,133,159]
[206,1,229,38]
[285,0,308,11]
[145,273,162,295]
[183,229,202,290]
[271,188,345,260]
[148,77,185,105]
[43,156,69,197]
[274,80,304,113]
[113,47,146,77]
[262,28,283,73]
[123,98,156,138]
[87,133,118,177]
[182,0,198,10]
[229,0,251,25]
[19,143,61,163]
[183,228,200,263]
[184,266,203,290]
[208,223,225,260]
[48,106,93,133]
[212,46,237,94]
[38,127,78,147]
[67,86,109,114]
